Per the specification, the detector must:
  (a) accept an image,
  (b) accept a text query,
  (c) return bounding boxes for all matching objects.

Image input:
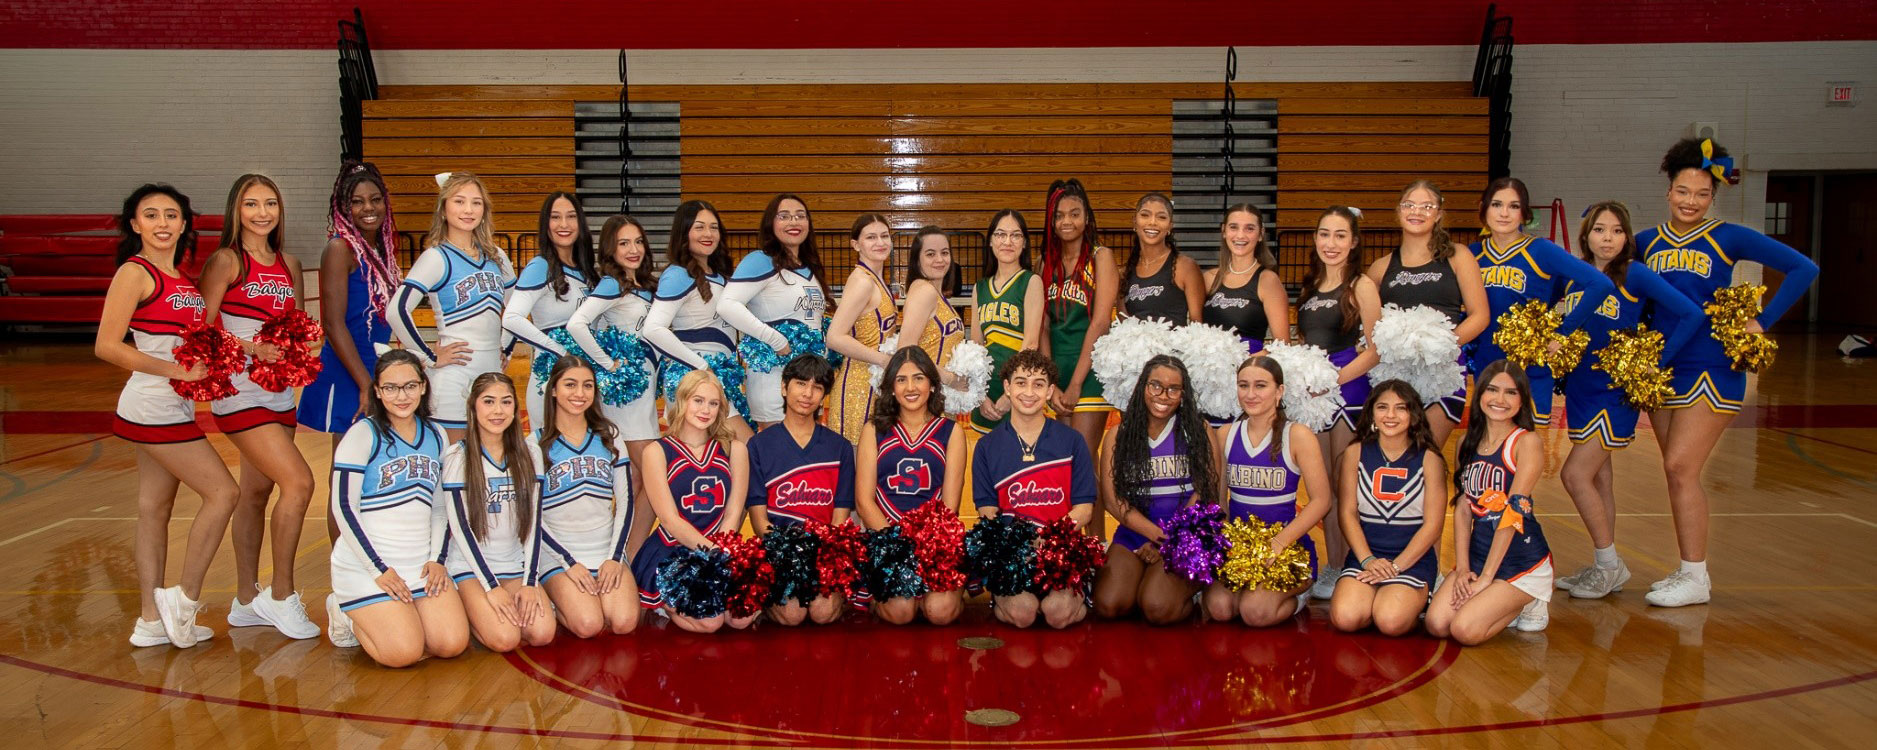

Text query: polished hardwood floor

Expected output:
[0,334,1872,748]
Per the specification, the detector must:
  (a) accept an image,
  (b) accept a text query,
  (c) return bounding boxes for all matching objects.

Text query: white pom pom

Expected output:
[1368,303,1465,403]
[1091,317,1177,408]
[434,172,452,189]
[1170,322,1249,420]
[941,339,993,416]
[867,339,900,390]
[1263,340,1346,432]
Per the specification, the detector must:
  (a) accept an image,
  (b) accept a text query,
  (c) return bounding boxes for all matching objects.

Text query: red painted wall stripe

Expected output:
[3,1,1874,50]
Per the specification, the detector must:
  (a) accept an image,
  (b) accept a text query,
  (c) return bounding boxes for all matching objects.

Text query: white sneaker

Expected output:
[1512,599,1550,632]
[129,618,214,648]
[1645,572,1711,608]
[227,587,268,628]
[1309,574,1338,600]
[1649,570,1686,591]
[1569,562,1631,599]
[1556,564,1594,591]
[153,586,203,648]
[326,592,359,648]
[249,587,321,640]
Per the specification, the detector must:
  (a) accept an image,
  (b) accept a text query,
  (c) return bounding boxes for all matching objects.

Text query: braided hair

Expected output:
[327,161,402,320]
[1041,178,1097,319]
[1110,355,1219,513]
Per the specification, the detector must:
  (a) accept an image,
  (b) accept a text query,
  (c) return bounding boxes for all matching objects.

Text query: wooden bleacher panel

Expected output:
[361,97,577,239]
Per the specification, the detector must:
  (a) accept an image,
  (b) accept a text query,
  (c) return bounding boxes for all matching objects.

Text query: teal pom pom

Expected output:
[659,351,749,416]
[737,319,829,373]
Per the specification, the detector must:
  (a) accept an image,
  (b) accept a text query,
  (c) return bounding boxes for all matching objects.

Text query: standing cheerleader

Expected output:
[439,372,555,652]
[197,174,319,638]
[971,349,1097,629]
[969,209,1046,434]
[1202,204,1290,356]
[1040,179,1118,463]
[391,172,515,441]
[1297,207,1382,600]
[643,200,753,440]
[1206,355,1335,626]
[1326,381,1446,637]
[1365,181,1490,447]
[566,215,661,555]
[97,184,238,649]
[631,370,754,634]
[892,226,966,380]
[720,195,830,430]
[1121,193,1204,324]
[325,349,469,666]
[503,192,597,426]
[746,355,857,625]
[1635,138,1817,607]
[1425,360,1554,643]
[533,356,639,638]
[1093,355,1219,624]
[1554,201,1702,599]
[855,347,968,625]
[300,161,401,444]
[826,213,901,443]
[1468,177,1615,425]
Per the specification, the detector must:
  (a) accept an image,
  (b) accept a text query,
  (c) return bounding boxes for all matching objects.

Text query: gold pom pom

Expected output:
[1592,324,1676,412]
[1217,517,1313,593]
[1492,299,1585,373]
[1704,284,1778,373]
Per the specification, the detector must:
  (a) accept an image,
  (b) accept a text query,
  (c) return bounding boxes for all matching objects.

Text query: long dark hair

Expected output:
[906,225,960,297]
[1576,201,1635,288]
[1299,206,1364,334]
[1238,355,1290,462]
[1477,176,1533,226]
[365,349,434,443]
[1451,360,1537,502]
[537,355,619,454]
[595,214,656,292]
[1353,379,1438,457]
[115,183,197,267]
[220,173,284,255]
[1111,355,1218,512]
[535,192,597,298]
[328,161,401,319]
[1041,178,1097,319]
[980,208,1031,279]
[667,200,732,302]
[871,346,944,434]
[1127,192,1179,269]
[1209,202,1277,296]
[1399,179,1456,261]
[758,193,831,300]
[461,372,537,542]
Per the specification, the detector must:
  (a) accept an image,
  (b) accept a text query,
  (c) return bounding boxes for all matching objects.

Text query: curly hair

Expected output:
[1662,137,1731,187]
[1110,355,1218,512]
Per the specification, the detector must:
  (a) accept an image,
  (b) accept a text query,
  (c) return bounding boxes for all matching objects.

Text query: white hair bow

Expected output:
[434,172,452,189]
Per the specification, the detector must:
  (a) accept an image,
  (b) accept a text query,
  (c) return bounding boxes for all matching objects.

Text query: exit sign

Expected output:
[1828,81,1857,106]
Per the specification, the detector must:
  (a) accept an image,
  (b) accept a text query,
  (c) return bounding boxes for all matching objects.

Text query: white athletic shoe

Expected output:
[249,587,321,640]
[129,618,214,648]
[1309,574,1338,600]
[153,586,203,648]
[1569,561,1631,599]
[1556,564,1594,591]
[227,587,268,628]
[1645,571,1711,608]
[326,592,359,648]
[1512,599,1550,632]
[1649,570,1686,591]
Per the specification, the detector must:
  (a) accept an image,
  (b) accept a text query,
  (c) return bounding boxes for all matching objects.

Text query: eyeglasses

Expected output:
[774,211,809,222]
[990,230,1025,242]
[1144,381,1184,397]
[377,382,424,396]
[1398,202,1440,214]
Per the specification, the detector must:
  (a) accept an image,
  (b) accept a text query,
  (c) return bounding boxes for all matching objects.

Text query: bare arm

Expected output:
[894,280,940,351]
[1476,432,1545,581]
[639,445,711,549]
[1021,276,1046,351]
[317,240,373,391]
[1065,247,1119,394]
[826,269,889,365]
[941,423,967,512]
[721,441,751,539]
[1340,277,1383,384]
[852,423,887,530]
[1401,451,1450,573]
[95,263,195,379]
[1256,270,1292,344]
[1336,445,1374,562]
[1175,255,1206,323]
[1448,250,1491,346]
[1271,423,1333,550]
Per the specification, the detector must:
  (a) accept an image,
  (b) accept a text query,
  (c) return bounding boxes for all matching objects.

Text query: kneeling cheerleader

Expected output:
[1326,380,1446,637]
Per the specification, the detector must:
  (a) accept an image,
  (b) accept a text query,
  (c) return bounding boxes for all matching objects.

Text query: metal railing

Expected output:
[1473,4,1515,179]
[337,8,377,163]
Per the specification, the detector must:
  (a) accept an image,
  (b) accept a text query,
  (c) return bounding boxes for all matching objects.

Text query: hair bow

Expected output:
[1700,139,1739,185]
[434,172,453,189]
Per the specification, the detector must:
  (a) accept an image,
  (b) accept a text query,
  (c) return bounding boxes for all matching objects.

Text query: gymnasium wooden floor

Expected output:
[0,334,1872,748]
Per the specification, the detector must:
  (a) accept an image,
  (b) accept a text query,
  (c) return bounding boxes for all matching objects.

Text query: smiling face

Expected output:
[773,198,809,250]
[446,183,486,235]
[916,233,952,283]
[1586,209,1627,266]
[132,193,184,255]
[613,223,647,270]
[1484,187,1524,237]
[552,366,597,422]
[472,382,517,440]
[1476,371,1524,425]
[1369,389,1411,440]
[685,383,724,432]
[1141,364,1185,421]
[1053,194,1088,247]
[892,360,931,414]
[1315,213,1354,269]
[548,196,580,252]
[238,182,280,246]
[1135,199,1171,248]
[1004,366,1052,419]
[1236,362,1282,420]
[1222,208,1262,261]
[376,363,425,421]
[1667,168,1716,226]
[990,215,1026,269]
[783,376,826,419]
[348,181,385,235]
[688,209,721,259]
[1396,186,1442,238]
[851,220,892,265]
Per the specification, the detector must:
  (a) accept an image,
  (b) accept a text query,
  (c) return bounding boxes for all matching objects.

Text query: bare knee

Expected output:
[923,595,962,626]
[877,599,916,625]
[478,627,521,654]
[1450,619,1494,646]
[809,596,843,625]
[1093,590,1134,620]
[1328,598,1369,633]
[369,642,425,669]
[608,609,640,635]
[1141,592,1191,626]
[770,603,808,627]
[1239,601,1289,628]
[996,598,1037,628]
[565,608,605,639]
[429,630,469,660]
[1374,610,1419,637]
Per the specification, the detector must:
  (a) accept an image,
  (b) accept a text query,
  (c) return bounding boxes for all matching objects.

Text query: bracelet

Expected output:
[1360,555,1378,567]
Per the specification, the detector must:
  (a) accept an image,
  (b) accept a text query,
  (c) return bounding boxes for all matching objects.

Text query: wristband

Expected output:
[1360,555,1378,567]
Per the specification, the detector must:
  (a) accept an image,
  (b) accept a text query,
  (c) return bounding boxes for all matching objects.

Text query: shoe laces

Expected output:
[283,593,309,620]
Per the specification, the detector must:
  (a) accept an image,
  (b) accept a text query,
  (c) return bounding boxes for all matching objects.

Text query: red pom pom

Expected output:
[1033,517,1104,593]
[170,324,243,402]
[709,531,773,618]
[810,522,869,600]
[903,499,967,591]
[248,310,325,391]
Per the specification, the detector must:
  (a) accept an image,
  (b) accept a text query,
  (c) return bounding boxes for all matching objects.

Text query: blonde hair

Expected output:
[663,369,738,446]
[423,172,511,274]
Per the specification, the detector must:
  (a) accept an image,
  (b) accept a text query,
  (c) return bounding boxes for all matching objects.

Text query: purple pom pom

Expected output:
[1161,504,1228,585]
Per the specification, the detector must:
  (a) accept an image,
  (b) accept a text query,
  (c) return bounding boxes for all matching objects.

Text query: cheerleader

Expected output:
[390,172,516,441]
[1468,177,1615,425]
[325,349,469,666]
[503,192,597,426]
[300,161,401,446]
[1201,204,1290,356]
[1365,181,1490,447]
[642,200,753,440]
[439,372,555,652]
[971,349,1096,629]
[1297,206,1382,600]
[745,355,857,625]
[1120,193,1203,324]
[631,370,754,634]
[1635,138,1817,607]
[1040,179,1118,468]
[891,226,966,382]
[1425,361,1554,643]
[1205,355,1335,626]
[826,213,901,444]
[197,174,319,639]
[1555,201,1702,599]
[969,209,1045,435]
[533,356,639,637]
[97,184,238,649]
[566,214,660,556]
[1093,355,1218,624]
[855,347,968,625]
[1326,381,1446,637]
[720,194,830,430]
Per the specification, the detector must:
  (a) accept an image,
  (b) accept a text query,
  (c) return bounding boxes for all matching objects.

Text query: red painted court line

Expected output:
[1766,427,1877,457]
[0,435,109,465]
[0,411,305,435]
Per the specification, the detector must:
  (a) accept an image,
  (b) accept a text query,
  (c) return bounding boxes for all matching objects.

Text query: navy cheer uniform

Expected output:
[632,437,734,608]
[873,417,956,521]
[747,422,856,527]
[1457,428,1552,599]
[1468,234,1614,424]
[1557,262,1702,448]
[971,419,1095,524]
[1339,441,1437,588]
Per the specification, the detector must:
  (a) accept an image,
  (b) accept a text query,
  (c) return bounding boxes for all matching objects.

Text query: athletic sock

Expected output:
[1593,545,1620,568]
[1678,559,1708,579]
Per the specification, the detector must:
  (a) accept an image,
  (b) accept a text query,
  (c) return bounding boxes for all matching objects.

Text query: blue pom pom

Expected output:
[863,525,927,600]
[962,514,1038,597]
[592,328,652,406]
[654,546,732,619]
[737,319,829,373]
[762,524,821,606]
[659,351,750,416]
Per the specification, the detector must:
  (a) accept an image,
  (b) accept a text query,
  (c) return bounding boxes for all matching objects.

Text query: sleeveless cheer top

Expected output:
[1122,251,1188,324]
[1377,249,1465,326]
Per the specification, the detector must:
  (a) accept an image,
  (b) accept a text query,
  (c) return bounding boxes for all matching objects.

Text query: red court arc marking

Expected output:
[0,410,303,435]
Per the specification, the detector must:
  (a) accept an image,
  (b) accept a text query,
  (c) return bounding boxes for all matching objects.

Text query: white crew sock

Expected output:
[1593,545,1620,569]
[1678,559,1708,579]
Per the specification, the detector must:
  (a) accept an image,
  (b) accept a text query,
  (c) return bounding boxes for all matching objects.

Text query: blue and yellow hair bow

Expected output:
[1701,139,1739,185]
